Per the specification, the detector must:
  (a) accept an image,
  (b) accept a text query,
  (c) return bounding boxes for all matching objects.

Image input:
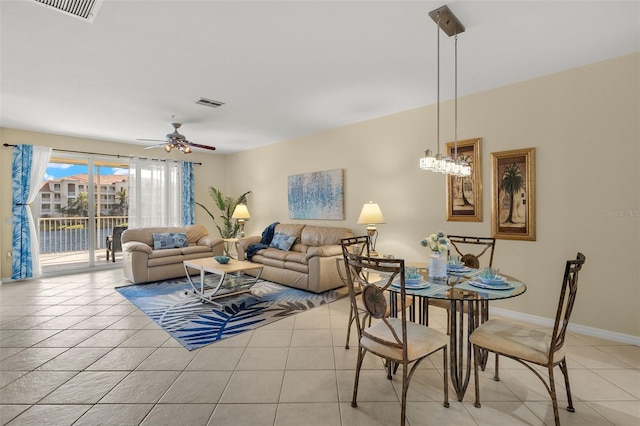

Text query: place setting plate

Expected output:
[391,276,431,290]
[468,276,514,290]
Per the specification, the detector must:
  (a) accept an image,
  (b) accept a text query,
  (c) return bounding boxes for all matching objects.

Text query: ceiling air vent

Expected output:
[33,0,103,22]
[196,98,225,108]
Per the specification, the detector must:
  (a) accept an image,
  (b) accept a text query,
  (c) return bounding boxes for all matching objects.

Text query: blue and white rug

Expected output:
[116,276,346,350]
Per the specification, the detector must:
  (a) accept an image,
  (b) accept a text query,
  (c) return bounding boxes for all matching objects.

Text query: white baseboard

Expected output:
[490,307,640,346]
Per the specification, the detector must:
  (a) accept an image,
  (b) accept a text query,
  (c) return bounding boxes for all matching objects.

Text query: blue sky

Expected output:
[44,163,129,181]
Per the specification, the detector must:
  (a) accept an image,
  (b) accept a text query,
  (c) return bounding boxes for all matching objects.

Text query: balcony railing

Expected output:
[39,216,128,254]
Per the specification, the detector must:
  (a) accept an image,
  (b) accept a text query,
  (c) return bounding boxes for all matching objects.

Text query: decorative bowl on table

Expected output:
[404,274,423,285]
[447,262,466,270]
[214,255,231,264]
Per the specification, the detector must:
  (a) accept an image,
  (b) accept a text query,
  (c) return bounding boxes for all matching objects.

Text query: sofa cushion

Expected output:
[269,233,297,251]
[301,225,354,246]
[153,232,188,250]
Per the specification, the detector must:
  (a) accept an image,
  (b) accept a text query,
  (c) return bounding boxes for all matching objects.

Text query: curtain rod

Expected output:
[2,143,202,165]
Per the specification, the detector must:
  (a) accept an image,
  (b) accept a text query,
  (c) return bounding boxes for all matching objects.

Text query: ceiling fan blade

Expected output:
[136,138,168,142]
[188,142,217,151]
[144,143,167,150]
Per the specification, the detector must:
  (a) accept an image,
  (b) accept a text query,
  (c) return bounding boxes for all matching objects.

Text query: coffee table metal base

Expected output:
[183,259,264,307]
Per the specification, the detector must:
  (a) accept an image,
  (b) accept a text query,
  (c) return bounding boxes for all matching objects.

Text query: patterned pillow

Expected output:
[152,232,188,250]
[269,233,297,251]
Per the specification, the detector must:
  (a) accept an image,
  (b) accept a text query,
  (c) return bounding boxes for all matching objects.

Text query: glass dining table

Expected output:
[386,263,527,401]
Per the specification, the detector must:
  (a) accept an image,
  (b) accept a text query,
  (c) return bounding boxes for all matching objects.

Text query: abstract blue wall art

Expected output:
[288,169,344,220]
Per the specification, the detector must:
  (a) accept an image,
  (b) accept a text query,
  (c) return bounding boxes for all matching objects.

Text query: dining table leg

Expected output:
[448,298,483,401]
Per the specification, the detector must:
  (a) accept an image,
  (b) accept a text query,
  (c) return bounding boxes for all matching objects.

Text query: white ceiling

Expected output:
[1,1,639,154]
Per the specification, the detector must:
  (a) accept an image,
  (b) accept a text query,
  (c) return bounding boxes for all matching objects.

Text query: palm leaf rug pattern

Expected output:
[116,276,346,350]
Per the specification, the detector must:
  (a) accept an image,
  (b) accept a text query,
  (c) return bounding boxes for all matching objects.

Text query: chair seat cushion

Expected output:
[469,318,565,365]
[361,318,448,362]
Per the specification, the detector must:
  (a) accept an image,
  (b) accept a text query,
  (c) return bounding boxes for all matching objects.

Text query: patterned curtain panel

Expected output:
[181,161,195,225]
[128,157,182,228]
[11,145,52,280]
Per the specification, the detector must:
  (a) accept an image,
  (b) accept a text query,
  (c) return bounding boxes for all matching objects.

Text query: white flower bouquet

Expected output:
[420,232,450,254]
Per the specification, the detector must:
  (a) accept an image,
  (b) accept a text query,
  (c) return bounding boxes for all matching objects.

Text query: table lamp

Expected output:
[357,201,385,256]
[231,203,251,237]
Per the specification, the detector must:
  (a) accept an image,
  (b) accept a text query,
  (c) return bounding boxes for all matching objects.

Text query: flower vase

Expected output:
[429,251,447,280]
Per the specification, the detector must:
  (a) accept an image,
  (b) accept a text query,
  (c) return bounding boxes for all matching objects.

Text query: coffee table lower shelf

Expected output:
[183,258,264,307]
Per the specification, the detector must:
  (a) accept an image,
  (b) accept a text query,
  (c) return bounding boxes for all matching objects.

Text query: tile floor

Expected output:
[0,269,638,425]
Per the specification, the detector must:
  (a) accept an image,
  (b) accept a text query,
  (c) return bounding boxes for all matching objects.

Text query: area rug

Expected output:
[116,276,347,350]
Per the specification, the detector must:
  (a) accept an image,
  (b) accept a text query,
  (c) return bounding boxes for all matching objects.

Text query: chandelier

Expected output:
[419,5,471,177]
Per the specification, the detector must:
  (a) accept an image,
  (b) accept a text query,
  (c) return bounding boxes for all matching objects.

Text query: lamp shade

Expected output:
[357,202,385,225]
[231,204,251,220]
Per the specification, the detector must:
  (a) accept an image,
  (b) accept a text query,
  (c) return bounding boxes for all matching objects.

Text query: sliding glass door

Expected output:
[38,153,129,273]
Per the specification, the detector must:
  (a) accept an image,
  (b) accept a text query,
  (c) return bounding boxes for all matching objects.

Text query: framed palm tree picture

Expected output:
[446,138,482,222]
[491,148,536,241]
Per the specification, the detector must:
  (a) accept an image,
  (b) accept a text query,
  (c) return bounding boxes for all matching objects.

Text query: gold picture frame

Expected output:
[490,148,536,241]
[446,138,482,222]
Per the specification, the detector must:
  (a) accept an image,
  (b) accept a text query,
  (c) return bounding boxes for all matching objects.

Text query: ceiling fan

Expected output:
[137,122,216,154]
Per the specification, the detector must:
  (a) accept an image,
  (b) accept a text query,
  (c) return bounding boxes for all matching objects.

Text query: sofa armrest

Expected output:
[123,241,153,255]
[306,244,342,258]
[237,236,261,261]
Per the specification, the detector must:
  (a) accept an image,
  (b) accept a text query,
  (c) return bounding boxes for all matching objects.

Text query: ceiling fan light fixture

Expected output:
[164,143,173,153]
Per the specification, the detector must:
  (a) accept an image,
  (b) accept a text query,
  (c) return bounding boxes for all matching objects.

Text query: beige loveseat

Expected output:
[121,224,224,284]
[237,223,354,293]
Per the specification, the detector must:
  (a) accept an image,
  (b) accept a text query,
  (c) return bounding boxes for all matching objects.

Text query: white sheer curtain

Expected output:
[128,157,182,227]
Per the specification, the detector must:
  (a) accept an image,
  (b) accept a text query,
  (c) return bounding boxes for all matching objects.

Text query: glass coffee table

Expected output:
[183,258,264,306]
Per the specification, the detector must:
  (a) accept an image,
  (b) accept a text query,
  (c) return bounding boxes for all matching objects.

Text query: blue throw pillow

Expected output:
[153,232,188,250]
[269,233,297,251]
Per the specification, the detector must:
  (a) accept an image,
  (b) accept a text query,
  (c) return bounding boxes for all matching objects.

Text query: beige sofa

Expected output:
[237,223,354,293]
[121,224,224,284]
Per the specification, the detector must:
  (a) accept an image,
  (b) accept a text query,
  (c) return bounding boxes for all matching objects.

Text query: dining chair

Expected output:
[470,252,586,426]
[106,225,127,262]
[338,236,371,349]
[429,235,497,333]
[339,236,413,350]
[342,252,449,426]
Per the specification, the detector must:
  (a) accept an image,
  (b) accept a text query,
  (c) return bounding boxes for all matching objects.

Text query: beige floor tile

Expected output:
[220,370,284,403]
[38,347,111,371]
[34,315,90,330]
[406,401,477,426]
[1,316,57,329]
[0,348,24,363]
[293,306,332,329]
[340,401,406,426]
[275,402,341,426]
[566,345,635,369]
[117,329,170,347]
[236,347,289,370]
[592,369,640,398]
[392,368,449,402]
[569,369,636,401]
[74,403,153,426]
[96,304,139,316]
[290,329,333,347]
[489,368,569,403]
[333,346,387,371]
[186,347,245,370]
[596,345,640,368]
[75,329,138,347]
[106,315,153,330]
[259,316,295,330]
[141,403,215,426]
[159,371,232,403]
[286,346,335,370]
[30,305,80,316]
[464,400,545,425]
[0,347,67,371]
[280,370,338,403]
[41,371,128,404]
[586,401,640,426]
[209,403,277,426]
[99,371,180,403]
[0,329,61,348]
[135,347,197,371]
[86,347,156,371]
[0,371,27,388]
[0,405,30,425]
[0,371,77,404]
[5,404,90,426]
[68,315,123,330]
[247,328,293,347]
[525,401,613,426]
[336,369,398,403]
[33,329,98,348]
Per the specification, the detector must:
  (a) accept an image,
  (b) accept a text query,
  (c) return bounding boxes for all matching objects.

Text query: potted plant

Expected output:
[196,187,251,239]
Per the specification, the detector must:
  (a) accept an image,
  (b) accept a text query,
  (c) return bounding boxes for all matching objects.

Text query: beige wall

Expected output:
[225,53,639,337]
[1,53,638,337]
[0,129,228,281]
